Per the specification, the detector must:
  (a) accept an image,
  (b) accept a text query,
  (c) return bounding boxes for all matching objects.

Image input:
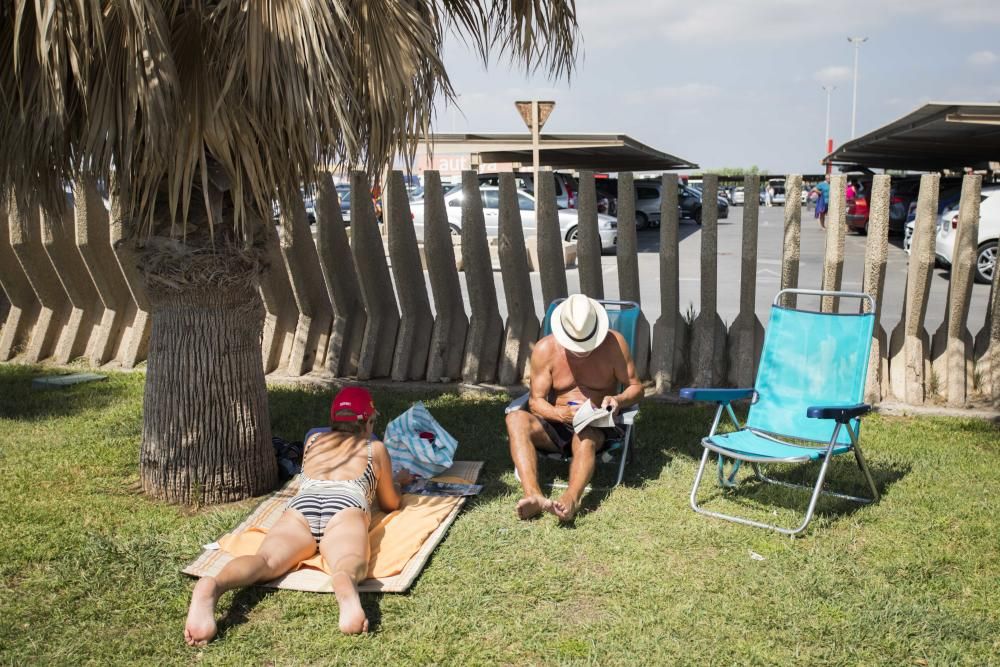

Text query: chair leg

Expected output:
[691,446,837,537]
[611,425,633,488]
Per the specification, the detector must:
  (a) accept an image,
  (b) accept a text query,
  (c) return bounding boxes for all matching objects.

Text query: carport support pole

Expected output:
[531,101,540,194]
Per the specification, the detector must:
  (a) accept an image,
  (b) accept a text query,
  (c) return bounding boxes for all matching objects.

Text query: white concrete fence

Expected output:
[1,170,998,409]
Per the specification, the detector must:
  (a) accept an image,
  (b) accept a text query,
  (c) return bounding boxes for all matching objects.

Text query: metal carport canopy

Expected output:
[421,132,698,171]
[824,102,1000,171]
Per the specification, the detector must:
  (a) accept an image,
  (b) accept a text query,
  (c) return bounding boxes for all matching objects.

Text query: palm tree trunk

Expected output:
[140,270,277,504]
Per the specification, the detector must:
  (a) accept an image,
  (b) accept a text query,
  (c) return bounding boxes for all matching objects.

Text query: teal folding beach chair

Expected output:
[681,289,880,536]
[506,299,640,488]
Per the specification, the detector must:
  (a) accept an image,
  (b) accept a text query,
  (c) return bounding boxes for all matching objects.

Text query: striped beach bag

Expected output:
[383,402,458,478]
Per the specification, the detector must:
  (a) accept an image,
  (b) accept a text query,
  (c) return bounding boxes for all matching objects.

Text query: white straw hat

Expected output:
[551,294,610,354]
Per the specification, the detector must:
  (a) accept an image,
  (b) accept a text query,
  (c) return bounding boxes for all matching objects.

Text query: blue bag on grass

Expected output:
[383,402,458,478]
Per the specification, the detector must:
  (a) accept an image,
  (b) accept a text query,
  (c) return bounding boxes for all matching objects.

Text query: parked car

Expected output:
[409,186,617,251]
[634,181,662,229]
[732,186,745,205]
[933,187,1000,284]
[628,180,729,225]
[474,171,578,209]
[768,179,786,205]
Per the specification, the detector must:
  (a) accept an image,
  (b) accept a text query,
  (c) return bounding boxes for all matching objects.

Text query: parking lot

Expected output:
[459,204,991,336]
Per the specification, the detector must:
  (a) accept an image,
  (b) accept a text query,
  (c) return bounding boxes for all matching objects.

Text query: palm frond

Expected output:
[0,0,579,240]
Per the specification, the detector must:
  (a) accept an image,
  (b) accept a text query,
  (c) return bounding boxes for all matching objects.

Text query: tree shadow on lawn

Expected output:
[0,364,137,422]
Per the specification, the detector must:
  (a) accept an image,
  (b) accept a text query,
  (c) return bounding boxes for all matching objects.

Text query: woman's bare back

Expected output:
[301,432,371,481]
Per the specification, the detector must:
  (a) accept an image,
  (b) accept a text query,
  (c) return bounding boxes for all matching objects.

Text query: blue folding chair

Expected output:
[506,299,641,488]
[681,289,880,536]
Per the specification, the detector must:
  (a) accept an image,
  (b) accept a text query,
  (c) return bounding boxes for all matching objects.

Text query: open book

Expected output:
[571,400,615,433]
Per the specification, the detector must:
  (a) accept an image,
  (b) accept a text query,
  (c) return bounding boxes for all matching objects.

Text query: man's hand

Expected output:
[556,404,577,425]
[600,395,620,414]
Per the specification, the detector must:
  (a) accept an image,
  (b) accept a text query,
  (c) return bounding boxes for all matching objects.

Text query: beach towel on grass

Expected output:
[183,461,482,593]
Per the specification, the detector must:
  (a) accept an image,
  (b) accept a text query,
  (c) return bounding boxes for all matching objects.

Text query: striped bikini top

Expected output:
[298,434,377,507]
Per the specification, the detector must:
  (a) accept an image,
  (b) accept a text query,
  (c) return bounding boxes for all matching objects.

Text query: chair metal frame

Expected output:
[506,298,641,490]
[684,289,881,537]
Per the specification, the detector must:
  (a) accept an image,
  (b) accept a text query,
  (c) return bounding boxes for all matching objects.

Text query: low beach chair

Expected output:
[506,299,640,488]
[681,289,880,536]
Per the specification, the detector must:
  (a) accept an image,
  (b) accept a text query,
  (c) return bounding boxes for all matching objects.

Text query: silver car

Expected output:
[410,186,617,252]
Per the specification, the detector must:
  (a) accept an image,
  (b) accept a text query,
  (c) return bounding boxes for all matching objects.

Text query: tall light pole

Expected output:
[848,36,868,138]
[822,85,836,174]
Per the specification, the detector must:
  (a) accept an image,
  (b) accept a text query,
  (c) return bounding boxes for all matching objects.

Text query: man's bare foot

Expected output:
[553,494,581,523]
[516,494,556,520]
[332,572,369,634]
[184,577,219,646]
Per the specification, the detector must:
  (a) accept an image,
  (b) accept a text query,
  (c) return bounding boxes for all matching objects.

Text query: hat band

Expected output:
[564,317,598,343]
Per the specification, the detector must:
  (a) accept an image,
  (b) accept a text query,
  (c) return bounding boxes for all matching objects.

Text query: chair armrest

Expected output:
[679,387,756,403]
[505,392,530,414]
[806,403,871,422]
[620,403,640,426]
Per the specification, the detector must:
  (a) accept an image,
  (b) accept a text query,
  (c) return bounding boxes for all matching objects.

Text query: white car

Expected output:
[409,186,618,252]
[931,187,1000,284]
[731,187,745,205]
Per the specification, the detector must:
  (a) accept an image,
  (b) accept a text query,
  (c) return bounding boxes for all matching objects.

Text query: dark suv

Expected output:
[632,179,729,226]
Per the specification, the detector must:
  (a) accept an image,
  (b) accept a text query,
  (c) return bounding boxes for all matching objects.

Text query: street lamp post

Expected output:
[823,85,836,174]
[848,36,868,138]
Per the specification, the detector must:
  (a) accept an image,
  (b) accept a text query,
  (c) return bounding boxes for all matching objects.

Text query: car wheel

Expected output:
[634,211,649,230]
[449,224,461,237]
[565,226,579,243]
[975,240,997,285]
[693,207,702,225]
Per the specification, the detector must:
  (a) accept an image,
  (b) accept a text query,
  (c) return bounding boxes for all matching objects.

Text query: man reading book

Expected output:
[505,294,643,522]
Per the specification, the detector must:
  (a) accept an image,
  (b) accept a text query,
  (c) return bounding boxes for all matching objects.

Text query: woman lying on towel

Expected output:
[185,387,409,643]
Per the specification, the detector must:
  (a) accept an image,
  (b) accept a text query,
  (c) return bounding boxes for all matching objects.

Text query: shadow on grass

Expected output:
[0,364,137,422]
[215,586,279,640]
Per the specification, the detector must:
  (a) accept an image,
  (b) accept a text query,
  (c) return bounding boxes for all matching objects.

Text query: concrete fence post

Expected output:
[888,173,940,404]
[536,171,569,307]
[8,196,70,363]
[821,175,848,313]
[930,175,981,406]
[727,174,764,387]
[615,173,651,379]
[278,194,333,376]
[0,201,40,361]
[60,179,128,366]
[41,203,101,364]
[421,171,467,382]
[652,173,686,392]
[980,255,1000,405]
[108,194,152,368]
[575,171,604,299]
[460,170,503,383]
[73,178,130,366]
[314,175,366,377]
[351,171,399,380]
[861,175,891,403]
[691,175,727,386]
[257,211,298,374]
[497,173,540,385]
[386,171,434,381]
[779,176,803,309]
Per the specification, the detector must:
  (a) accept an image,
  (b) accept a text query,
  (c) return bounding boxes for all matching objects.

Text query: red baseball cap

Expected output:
[330,386,376,422]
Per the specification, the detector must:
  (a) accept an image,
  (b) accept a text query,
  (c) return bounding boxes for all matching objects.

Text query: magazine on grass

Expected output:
[571,400,615,433]
[403,479,483,497]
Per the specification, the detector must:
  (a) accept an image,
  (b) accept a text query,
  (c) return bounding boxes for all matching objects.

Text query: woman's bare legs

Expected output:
[319,508,371,634]
[185,510,317,646]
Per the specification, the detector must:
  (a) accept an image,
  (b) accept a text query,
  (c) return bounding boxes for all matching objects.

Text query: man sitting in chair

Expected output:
[505,294,643,522]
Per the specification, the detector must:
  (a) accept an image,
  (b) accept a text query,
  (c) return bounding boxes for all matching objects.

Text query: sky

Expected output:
[431,0,1000,173]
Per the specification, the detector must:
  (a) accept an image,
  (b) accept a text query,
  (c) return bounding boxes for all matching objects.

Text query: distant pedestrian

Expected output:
[765,183,774,207]
[846,180,857,201]
[811,175,831,229]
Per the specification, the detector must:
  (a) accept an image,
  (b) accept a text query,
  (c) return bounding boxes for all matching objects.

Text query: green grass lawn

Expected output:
[1,365,998,665]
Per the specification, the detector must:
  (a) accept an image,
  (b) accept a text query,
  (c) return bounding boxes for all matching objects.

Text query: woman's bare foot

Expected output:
[553,494,581,523]
[332,572,369,634]
[515,494,555,520]
[184,577,220,646]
